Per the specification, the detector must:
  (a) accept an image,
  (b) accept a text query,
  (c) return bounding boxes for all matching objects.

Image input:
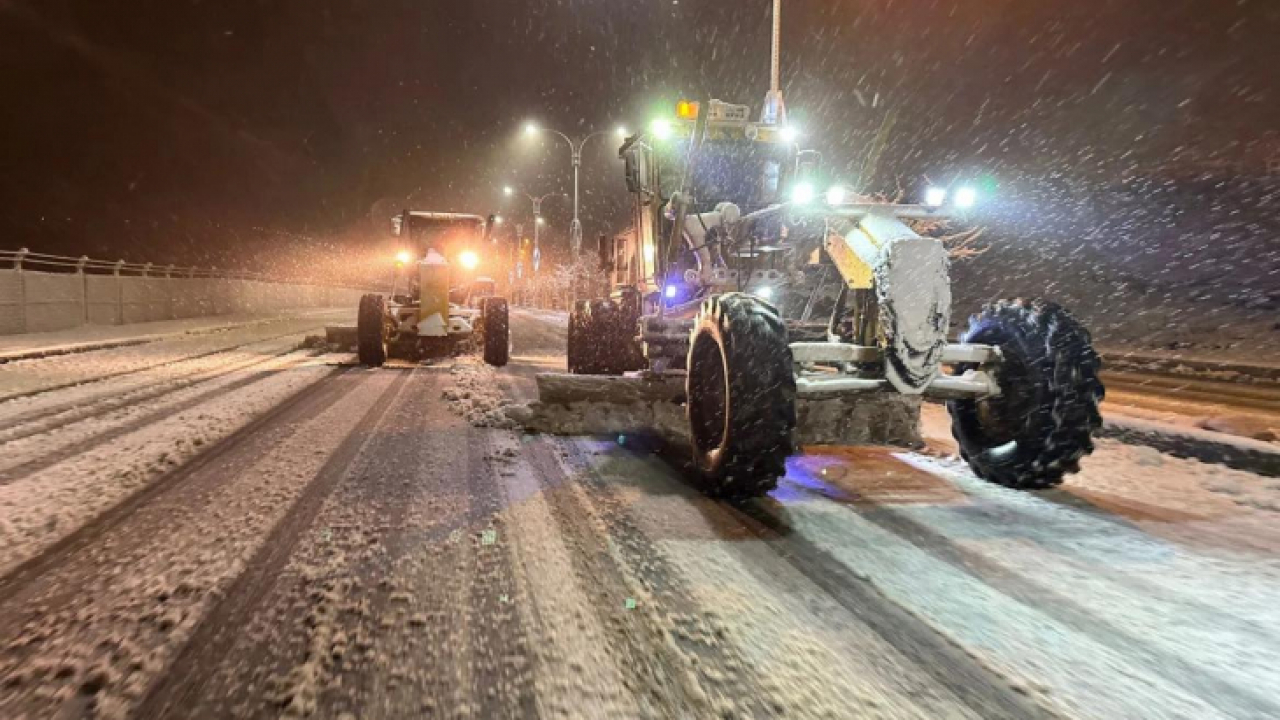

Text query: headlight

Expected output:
[791,182,816,204]
[459,251,480,270]
[954,186,977,209]
[395,250,413,265]
[924,187,947,207]
[651,119,673,140]
[825,185,846,205]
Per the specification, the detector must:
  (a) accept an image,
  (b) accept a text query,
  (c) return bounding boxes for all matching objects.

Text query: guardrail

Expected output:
[1,248,368,336]
[1,248,336,282]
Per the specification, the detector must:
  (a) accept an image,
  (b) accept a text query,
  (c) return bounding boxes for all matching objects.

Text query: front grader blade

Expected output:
[522,371,923,449]
[325,325,358,350]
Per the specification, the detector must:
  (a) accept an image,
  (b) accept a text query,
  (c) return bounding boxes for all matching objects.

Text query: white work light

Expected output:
[791,182,816,204]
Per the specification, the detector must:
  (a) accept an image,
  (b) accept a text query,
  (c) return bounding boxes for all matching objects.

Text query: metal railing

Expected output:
[0,247,372,336]
[1,247,343,284]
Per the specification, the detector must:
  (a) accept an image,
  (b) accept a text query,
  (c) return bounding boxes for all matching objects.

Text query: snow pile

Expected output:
[441,357,517,428]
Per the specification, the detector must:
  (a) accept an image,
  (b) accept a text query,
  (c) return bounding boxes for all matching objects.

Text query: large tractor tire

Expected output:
[567,300,590,374]
[686,293,796,498]
[568,299,643,375]
[481,297,510,367]
[357,293,388,367]
[947,298,1104,489]
[615,289,648,371]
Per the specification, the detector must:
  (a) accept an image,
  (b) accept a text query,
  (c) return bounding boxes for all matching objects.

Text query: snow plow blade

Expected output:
[325,325,358,350]
[521,372,924,448]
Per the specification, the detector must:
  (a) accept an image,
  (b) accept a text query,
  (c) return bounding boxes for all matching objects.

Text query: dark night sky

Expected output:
[1,0,1276,269]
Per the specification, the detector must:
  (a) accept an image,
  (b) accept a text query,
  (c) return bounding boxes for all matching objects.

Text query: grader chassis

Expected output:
[528,99,1104,498]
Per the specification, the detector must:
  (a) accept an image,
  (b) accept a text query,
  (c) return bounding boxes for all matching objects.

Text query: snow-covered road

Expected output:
[0,308,1277,719]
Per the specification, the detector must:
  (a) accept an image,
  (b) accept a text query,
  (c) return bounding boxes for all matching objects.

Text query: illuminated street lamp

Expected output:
[501,186,565,267]
[521,123,629,259]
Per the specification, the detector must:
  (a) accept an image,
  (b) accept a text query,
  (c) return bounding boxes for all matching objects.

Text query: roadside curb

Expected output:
[1101,416,1280,477]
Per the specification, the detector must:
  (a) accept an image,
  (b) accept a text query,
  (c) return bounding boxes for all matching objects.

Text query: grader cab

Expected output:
[532,98,1104,498]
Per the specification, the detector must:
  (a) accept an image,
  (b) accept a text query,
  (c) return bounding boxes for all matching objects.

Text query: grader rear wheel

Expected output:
[568,299,643,375]
[567,300,590,374]
[686,293,796,498]
[357,294,387,367]
[481,297,510,367]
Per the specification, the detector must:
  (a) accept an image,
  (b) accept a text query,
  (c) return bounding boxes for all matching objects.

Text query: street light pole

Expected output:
[571,146,580,259]
[523,125,627,260]
[504,185,562,274]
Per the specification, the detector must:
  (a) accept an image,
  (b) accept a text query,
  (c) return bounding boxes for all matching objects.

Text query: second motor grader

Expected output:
[338,210,511,368]
[537,98,1104,498]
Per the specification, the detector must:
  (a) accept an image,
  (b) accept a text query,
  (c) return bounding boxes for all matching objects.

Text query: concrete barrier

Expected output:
[0,268,367,336]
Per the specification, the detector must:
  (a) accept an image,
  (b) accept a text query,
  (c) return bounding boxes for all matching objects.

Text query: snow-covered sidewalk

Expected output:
[0,310,343,363]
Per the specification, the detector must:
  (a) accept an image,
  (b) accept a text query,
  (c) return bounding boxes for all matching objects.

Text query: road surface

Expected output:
[0,308,1278,719]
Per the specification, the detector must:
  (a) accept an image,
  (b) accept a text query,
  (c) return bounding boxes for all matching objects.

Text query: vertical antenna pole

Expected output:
[770,0,781,95]
[761,0,787,125]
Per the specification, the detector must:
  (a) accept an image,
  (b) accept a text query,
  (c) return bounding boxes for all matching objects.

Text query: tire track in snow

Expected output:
[135,367,410,719]
[139,366,538,719]
[0,314,337,404]
[843,462,1280,718]
[0,350,325,484]
[854,505,1279,718]
[727,497,1060,720]
[526,435,783,719]
[462,424,540,719]
[0,364,352,602]
[0,367,370,718]
[0,336,317,443]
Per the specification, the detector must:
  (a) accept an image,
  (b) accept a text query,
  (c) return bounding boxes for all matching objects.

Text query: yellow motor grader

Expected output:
[531,99,1105,498]
[331,211,510,367]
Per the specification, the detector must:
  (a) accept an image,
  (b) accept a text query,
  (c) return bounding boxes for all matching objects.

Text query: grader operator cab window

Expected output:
[624,146,650,195]
[640,99,797,213]
[690,141,790,211]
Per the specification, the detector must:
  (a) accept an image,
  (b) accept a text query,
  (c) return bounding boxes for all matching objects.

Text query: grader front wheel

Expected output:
[686,293,796,498]
[947,299,1104,489]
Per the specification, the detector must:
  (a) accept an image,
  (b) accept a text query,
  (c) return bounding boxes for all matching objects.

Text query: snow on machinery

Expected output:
[338,210,511,367]
[531,96,1105,498]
